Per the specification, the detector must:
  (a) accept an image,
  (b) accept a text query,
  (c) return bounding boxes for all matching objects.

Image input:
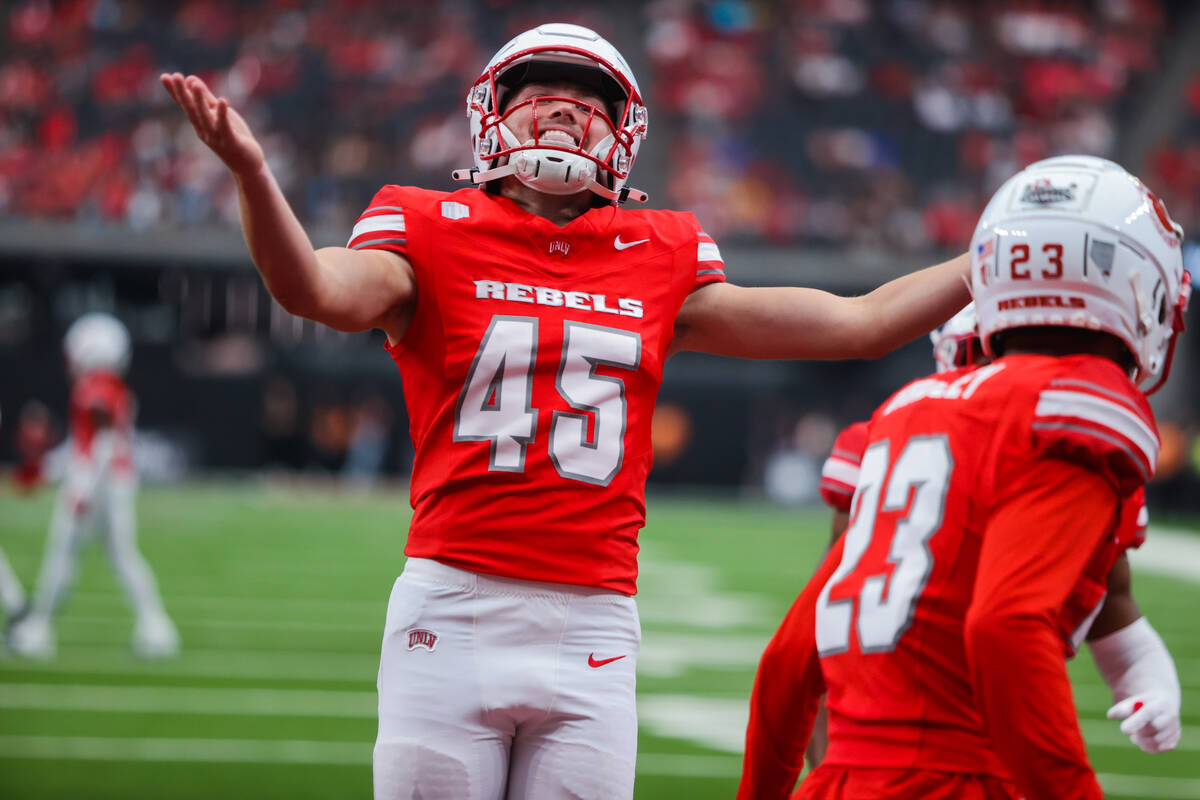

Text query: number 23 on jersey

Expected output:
[816,435,953,655]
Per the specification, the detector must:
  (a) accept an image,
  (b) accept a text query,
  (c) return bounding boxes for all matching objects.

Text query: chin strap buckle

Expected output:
[618,186,649,204]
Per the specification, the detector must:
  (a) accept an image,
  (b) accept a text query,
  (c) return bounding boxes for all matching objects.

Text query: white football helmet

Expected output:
[970,155,1190,393]
[930,303,981,373]
[64,312,130,376]
[452,22,648,204]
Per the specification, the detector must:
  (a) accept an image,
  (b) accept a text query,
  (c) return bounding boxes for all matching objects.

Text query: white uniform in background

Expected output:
[0,549,25,622]
[1,405,28,622]
[9,313,179,660]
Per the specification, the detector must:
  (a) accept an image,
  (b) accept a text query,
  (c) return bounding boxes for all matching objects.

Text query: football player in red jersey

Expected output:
[739,155,1191,800]
[9,314,179,660]
[163,21,978,799]
[804,302,1181,770]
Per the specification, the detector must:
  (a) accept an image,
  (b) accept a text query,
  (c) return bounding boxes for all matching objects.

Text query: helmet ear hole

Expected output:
[1159,296,1167,325]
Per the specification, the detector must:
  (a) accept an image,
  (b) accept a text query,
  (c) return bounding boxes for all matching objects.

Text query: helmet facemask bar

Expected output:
[491,94,621,179]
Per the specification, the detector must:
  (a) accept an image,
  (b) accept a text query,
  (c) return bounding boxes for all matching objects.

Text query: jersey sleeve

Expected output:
[347,185,410,257]
[687,213,725,289]
[819,421,869,512]
[1116,487,1148,551]
[1029,364,1159,495]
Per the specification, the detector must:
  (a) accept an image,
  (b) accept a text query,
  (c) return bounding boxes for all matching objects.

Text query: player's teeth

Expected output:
[540,130,576,145]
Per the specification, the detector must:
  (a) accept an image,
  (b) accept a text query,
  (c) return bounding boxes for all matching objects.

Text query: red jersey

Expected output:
[70,370,135,475]
[1059,487,1147,654]
[350,186,725,594]
[822,416,1148,656]
[740,354,1157,800]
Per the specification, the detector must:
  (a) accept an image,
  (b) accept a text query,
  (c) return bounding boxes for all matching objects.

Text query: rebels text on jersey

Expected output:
[349,186,725,594]
[741,354,1157,800]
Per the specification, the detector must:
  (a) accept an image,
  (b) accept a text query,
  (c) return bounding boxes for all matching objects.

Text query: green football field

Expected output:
[0,481,1197,799]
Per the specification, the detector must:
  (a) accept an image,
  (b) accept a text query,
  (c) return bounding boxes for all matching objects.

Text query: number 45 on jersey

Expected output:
[454,315,640,486]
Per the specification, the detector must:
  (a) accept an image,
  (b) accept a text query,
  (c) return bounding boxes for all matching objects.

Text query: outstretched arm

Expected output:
[161,74,414,340]
[1087,555,1182,754]
[671,253,969,359]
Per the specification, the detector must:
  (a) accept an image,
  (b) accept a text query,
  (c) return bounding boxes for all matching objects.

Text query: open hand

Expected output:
[161,72,265,177]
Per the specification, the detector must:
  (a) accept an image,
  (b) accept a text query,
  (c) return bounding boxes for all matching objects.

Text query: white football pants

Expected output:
[25,474,170,628]
[374,557,641,800]
[0,547,24,617]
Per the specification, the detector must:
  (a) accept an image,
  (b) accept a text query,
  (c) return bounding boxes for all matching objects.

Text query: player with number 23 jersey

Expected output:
[740,156,1190,800]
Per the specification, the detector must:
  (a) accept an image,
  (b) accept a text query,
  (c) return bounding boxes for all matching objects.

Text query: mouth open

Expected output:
[538,129,579,147]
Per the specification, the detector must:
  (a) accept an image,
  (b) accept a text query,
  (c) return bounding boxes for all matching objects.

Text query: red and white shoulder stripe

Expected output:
[1031,376,1159,485]
[695,230,725,284]
[347,203,407,254]
[819,421,869,512]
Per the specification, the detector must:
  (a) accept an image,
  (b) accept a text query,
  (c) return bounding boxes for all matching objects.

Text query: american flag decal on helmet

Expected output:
[407,628,439,652]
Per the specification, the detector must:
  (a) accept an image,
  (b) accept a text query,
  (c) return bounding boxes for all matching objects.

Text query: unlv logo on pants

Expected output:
[407,628,438,652]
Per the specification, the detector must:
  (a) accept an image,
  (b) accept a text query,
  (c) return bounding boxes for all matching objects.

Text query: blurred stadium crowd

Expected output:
[3,0,1200,507]
[2,0,1197,251]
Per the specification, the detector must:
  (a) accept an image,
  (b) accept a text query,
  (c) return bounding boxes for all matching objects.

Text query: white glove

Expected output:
[1106,693,1182,754]
[1089,617,1181,754]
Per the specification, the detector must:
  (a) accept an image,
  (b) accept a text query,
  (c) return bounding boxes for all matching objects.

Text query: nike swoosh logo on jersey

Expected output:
[588,653,626,668]
[613,235,650,250]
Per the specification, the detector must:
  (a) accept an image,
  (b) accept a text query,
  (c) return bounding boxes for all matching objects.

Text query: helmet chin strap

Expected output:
[453,123,648,203]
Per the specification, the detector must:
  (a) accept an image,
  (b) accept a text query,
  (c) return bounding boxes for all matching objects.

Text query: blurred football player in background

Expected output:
[741,155,1190,800]
[0,406,28,628]
[162,21,977,799]
[804,302,1181,768]
[8,312,179,660]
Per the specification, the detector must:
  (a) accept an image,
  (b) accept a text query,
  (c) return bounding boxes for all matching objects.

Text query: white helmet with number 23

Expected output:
[64,312,130,377]
[453,23,648,204]
[970,155,1190,394]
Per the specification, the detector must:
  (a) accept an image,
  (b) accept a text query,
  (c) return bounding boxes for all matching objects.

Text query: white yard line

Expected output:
[1097,773,1200,799]
[0,683,375,718]
[639,695,750,754]
[1078,718,1200,751]
[0,644,378,683]
[0,734,745,777]
[69,591,385,617]
[1132,526,1200,583]
[0,735,371,765]
[638,632,769,678]
[55,613,383,636]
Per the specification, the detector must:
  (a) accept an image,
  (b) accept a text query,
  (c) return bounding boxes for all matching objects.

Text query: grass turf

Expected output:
[0,481,1196,799]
